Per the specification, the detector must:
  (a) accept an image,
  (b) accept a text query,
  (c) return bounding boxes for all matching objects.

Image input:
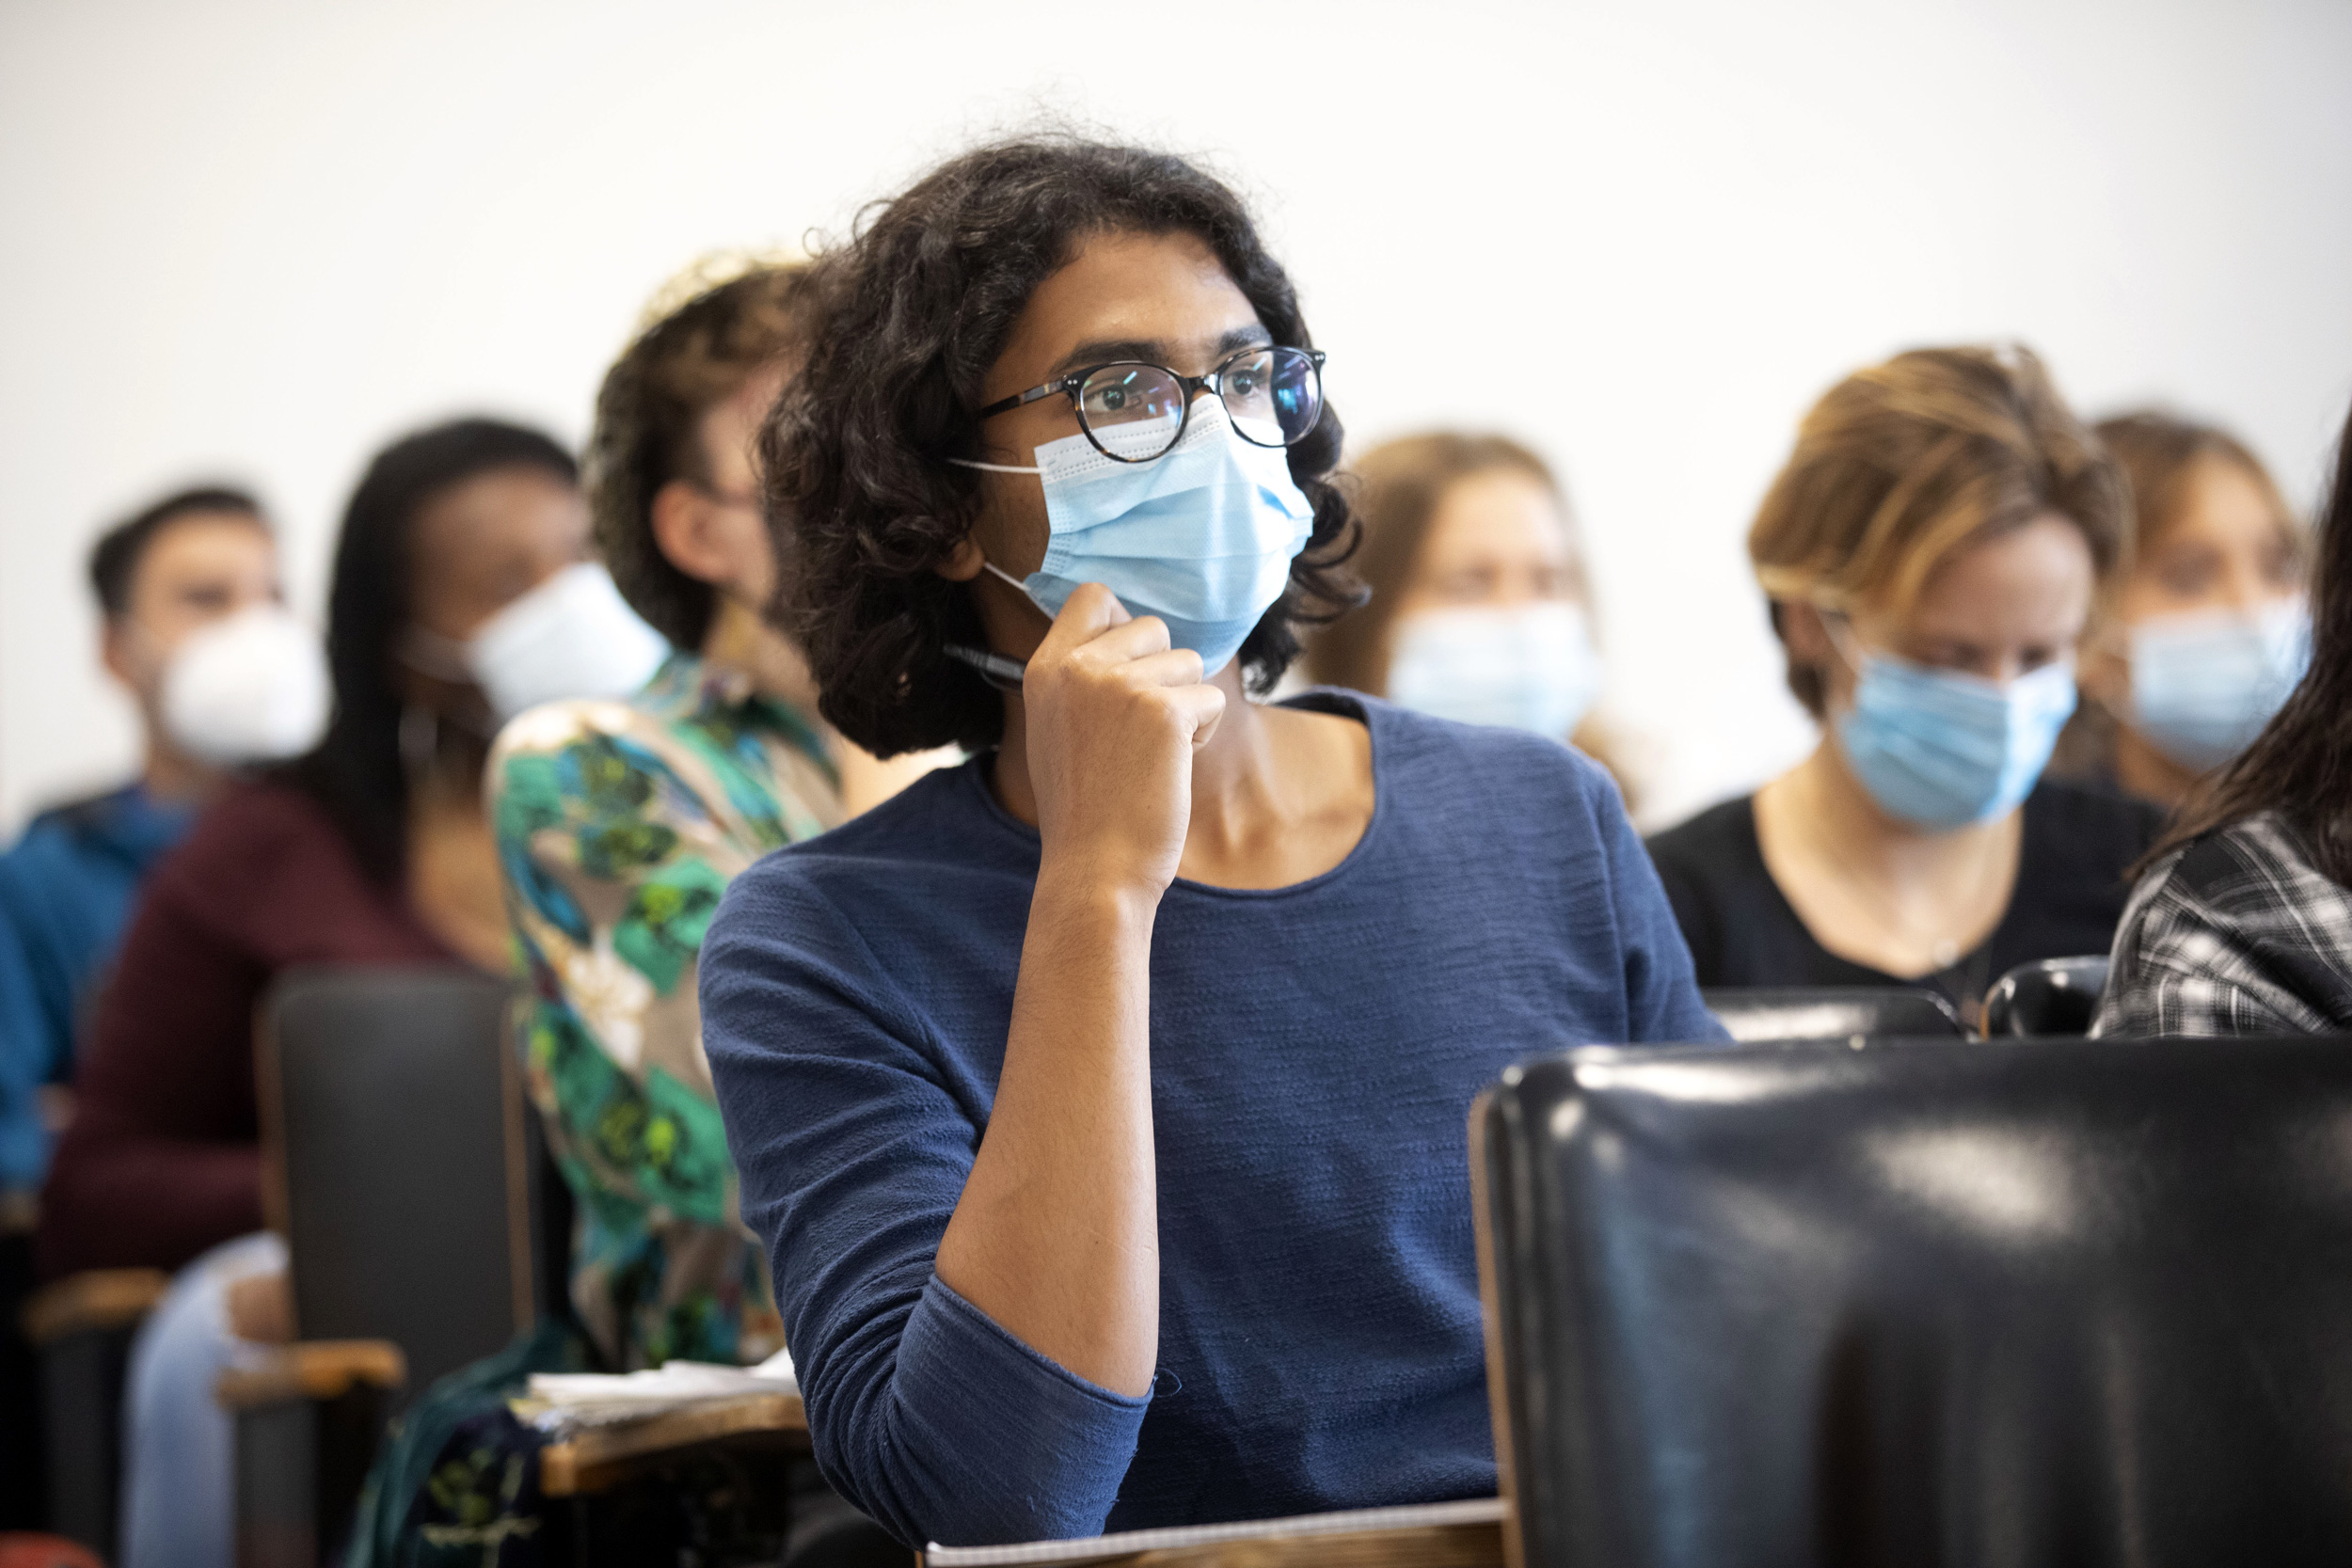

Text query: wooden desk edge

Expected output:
[539,1389,808,1497]
[215,1338,406,1409]
[23,1267,171,1345]
[914,1518,1504,1568]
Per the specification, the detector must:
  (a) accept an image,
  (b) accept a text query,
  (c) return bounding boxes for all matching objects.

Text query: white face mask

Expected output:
[158,604,332,766]
[1384,602,1602,738]
[405,562,671,721]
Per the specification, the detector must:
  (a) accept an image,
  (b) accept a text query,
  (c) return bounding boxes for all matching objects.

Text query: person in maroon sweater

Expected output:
[40,419,599,1278]
[37,417,651,1568]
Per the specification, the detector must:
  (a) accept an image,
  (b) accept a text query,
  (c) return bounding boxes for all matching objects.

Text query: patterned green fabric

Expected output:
[348,657,841,1568]
[490,654,840,1369]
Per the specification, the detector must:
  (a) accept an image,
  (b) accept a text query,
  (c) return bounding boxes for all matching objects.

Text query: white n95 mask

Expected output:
[1386,603,1602,739]
[406,562,671,721]
[955,398,1316,676]
[160,604,332,766]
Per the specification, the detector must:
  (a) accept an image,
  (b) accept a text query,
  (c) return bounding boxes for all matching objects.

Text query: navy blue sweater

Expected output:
[702,693,1722,1547]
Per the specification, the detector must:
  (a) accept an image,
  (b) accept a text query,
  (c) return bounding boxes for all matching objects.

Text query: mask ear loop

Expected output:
[948,456,1042,475]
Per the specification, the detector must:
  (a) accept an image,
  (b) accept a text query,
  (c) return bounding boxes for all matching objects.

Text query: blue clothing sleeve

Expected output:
[0,896,48,1189]
[702,868,1149,1548]
[1594,773,1727,1045]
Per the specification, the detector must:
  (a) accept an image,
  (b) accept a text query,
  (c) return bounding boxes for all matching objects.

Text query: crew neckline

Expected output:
[957,688,1388,903]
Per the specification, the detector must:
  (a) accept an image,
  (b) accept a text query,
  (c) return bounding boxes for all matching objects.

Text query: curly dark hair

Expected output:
[761,135,1360,757]
[586,263,812,650]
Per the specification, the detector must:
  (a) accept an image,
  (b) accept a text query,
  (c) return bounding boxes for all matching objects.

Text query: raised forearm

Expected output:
[934,863,1161,1395]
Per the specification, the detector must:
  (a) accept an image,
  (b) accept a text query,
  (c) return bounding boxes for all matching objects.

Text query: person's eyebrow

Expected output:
[1044,325,1275,382]
[1214,324,1274,357]
[1046,339,1166,380]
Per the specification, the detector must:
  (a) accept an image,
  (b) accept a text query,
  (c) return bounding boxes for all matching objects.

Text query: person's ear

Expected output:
[935,535,985,583]
[648,480,733,587]
[1778,599,1833,667]
[1775,599,1850,708]
[100,618,135,689]
[2075,612,2130,710]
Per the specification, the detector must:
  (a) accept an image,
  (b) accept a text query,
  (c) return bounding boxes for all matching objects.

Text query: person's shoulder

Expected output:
[1298,689,1616,808]
[2025,776,2167,862]
[153,779,347,892]
[490,696,659,778]
[722,758,996,902]
[2166,812,2345,920]
[15,783,140,841]
[1644,794,1759,868]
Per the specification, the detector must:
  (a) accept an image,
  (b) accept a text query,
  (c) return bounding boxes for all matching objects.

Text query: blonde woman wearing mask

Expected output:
[1646,346,2165,1014]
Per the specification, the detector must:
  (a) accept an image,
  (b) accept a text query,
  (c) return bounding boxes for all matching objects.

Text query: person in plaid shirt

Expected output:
[2097,398,2352,1037]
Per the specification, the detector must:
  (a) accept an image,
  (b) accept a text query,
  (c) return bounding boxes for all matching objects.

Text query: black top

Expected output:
[1645,779,2166,1008]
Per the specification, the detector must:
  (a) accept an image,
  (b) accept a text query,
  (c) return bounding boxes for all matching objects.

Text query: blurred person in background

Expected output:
[1302,432,1642,807]
[2096,399,2352,1037]
[351,261,916,1567]
[40,417,665,1568]
[1646,346,2164,1017]
[2049,411,2311,808]
[0,485,307,1527]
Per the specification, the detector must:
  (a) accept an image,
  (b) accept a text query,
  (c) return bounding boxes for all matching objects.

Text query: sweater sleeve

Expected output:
[1597,786,1728,1045]
[39,860,265,1276]
[701,865,1149,1548]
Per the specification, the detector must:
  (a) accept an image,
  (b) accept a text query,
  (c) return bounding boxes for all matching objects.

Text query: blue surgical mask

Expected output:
[1830,630,2079,830]
[1386,603,1602,738]
[951,397,1315,675]
[2128,600,2311,771]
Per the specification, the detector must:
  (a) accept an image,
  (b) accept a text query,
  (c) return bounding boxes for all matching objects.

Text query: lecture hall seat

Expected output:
[1472,1034,2352,1566]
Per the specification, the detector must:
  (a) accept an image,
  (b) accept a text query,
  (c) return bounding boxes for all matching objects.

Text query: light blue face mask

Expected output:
[1386,602,1602,738]
[1830,629,2080,830]
[949,397,1315,679]
[2128,600,2312,771]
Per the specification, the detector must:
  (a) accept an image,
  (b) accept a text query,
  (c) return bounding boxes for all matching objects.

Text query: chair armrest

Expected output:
[23,1268,170,1346]
[539,1390,808,1497]
[215,1338,406,1410]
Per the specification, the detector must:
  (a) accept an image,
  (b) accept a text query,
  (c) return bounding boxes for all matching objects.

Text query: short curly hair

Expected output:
[585,262,812,651]
[761,135,1360,757]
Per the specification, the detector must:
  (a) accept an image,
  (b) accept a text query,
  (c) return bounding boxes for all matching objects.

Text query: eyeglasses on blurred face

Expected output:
[975,345,1327,464]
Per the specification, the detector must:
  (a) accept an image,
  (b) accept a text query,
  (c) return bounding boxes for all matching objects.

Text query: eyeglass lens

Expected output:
[1074,348,1323,461]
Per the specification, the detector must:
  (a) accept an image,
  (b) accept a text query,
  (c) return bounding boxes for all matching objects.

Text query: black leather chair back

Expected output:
[1981,955,2111,1037]
[1472,1036,2352,1567]
[1701,986,1964,1044]
[262,966,529,1404]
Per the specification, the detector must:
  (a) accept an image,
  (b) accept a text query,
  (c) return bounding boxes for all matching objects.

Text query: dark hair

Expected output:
[1750,344,2128,718]
[585,263,813,649]
[284,417,579,885]
[87,485,266,617]
[762,135,1360,757]
[2155,401,2352,883]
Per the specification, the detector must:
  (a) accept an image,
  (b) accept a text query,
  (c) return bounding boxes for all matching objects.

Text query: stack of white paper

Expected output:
[523,1346,797,1428]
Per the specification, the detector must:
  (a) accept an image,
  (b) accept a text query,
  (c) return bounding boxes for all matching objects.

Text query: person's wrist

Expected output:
[1034,851,1167,925]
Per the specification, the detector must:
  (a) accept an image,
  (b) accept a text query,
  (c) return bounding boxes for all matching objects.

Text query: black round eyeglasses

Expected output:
[974,345,1327,464]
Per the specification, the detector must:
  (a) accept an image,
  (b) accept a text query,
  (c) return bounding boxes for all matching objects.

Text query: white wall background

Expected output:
[4,0,2349,835]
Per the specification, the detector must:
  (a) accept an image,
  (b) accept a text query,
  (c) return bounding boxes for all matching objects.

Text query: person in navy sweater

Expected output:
[699,136,1723,1551]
